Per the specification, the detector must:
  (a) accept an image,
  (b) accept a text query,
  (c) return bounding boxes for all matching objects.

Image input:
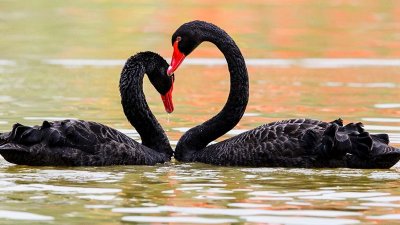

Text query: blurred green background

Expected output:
[1,0,400,59]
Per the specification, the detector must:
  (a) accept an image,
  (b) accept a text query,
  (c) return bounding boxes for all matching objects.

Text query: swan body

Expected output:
[0,120,168,166]
[184,118,399,168]
[167,21,400,168]
[0,52,174,166]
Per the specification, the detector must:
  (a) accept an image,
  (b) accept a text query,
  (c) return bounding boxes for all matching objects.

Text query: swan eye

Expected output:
[176,36,182,42]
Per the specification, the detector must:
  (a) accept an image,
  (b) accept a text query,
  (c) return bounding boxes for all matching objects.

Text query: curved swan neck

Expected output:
[119,55,172,157]
[176,21,249,160]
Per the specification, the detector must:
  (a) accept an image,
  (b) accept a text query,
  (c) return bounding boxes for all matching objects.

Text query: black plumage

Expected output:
[170,21,400,168]
[0,52,173,166]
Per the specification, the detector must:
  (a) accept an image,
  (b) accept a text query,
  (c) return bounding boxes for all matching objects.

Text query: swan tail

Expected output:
[300,118,345,153]
[0,121,87,166]
[317,122,371,159]
[0,122,49,147]
[369,134,400,168]
[0,120,98,153]
[0,123,43,162]
[315,121,400,168]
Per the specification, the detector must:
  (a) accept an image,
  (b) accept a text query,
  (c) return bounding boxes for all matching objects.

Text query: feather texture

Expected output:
[171,21,400,168]
[0,52,173,166]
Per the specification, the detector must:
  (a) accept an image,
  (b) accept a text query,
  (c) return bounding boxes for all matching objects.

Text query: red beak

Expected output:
[167,40,185,76]
[161,81,174,113]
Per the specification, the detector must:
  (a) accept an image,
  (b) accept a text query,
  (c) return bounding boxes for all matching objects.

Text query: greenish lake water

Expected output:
[1,1,400,224]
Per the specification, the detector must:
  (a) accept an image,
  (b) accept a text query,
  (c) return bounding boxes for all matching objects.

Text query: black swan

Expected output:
[0,52,174,166]
[167,20,400,168]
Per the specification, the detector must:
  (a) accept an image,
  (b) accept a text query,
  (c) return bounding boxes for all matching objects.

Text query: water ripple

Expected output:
[364,125,400,131]
[367,214,400,220]
[242,216,359,225]
[0,60,16,66]
[0,184,121,194]
[0,169,125,183]
[324,82,397,88]
[362,118,400,123]
[121,216,238,224]
[374,103,400,109]
[0,210,53,221]
[113,206,362,217]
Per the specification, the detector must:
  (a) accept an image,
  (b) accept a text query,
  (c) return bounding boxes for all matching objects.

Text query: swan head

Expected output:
[167,21,206,75]
[136,52,175,113]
